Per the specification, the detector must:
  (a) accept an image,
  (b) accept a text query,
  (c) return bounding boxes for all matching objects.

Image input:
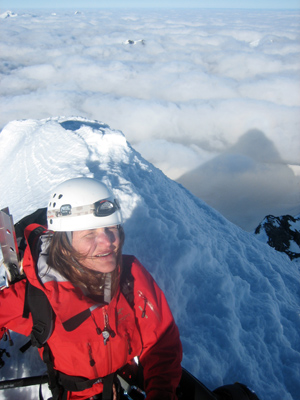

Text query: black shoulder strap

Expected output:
[22,280,55,348]
[30,283,54,347]
[27,225,47,264]
[20,224,55,348]
[15,208,47,255]
[120,256,135,309]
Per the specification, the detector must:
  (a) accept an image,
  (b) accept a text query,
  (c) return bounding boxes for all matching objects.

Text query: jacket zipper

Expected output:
[102,307,115,372]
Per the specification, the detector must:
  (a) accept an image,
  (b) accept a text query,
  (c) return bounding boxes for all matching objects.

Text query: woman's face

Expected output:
[72,226,120,273]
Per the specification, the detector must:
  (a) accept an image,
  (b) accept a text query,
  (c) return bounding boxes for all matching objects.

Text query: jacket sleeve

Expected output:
[132,259,182,400]
[0,223,44,336]
[0,279,32,336]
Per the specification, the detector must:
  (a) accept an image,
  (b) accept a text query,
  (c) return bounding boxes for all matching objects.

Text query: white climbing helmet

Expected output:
[47,177,123,231]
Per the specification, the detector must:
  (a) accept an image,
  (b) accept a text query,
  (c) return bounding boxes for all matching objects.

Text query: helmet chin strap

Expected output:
[66,231,72,245]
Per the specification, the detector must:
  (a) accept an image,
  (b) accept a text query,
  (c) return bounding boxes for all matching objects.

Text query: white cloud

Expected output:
[0,8,299,230]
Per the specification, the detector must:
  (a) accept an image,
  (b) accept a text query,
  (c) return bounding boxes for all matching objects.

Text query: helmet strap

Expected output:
[66,231,72,245]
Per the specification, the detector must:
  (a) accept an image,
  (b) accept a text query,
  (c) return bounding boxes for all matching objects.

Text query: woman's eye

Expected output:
[83,233,95,239]
[107,227,118,235]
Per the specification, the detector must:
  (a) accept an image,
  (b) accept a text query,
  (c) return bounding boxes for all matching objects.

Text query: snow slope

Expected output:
[0,117,299,400]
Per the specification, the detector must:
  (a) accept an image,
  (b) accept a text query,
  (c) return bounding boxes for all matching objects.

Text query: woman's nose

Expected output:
[95,229,113,244]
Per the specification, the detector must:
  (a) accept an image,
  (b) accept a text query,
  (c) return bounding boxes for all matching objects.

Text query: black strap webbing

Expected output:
[43,343,62,400]
[22,278,30,319]
[23,281,55,348]
[102,373,115,400]
[62,309,92,332]
[19,339,32,353]
[57,372,100,392]
[27,226,46,263]
[120,256,135,309]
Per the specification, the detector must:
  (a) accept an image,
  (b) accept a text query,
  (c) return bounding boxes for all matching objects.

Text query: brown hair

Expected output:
[47,226,125,297]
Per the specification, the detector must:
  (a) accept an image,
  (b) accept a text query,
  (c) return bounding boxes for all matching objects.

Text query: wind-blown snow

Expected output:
[0,118,299,400]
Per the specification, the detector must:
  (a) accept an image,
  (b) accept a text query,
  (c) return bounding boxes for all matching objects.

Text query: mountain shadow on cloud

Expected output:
[177,129,300,232]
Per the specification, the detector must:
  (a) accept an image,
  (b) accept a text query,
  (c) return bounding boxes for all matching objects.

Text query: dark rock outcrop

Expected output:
[255,214,300,260]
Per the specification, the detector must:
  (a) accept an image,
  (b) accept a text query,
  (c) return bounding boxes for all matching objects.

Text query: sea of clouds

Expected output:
[0,8,299,230]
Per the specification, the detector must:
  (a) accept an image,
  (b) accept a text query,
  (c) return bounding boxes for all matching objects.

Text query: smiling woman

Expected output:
[46,178,125,299]
[0,177,183,400]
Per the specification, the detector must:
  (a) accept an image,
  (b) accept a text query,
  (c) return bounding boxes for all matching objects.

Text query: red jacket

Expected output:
[0,224,182,400]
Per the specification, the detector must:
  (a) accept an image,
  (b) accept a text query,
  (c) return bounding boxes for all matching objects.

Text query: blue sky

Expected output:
[1,0,300,9]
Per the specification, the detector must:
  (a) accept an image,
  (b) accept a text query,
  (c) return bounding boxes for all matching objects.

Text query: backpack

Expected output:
[6,208,260,400]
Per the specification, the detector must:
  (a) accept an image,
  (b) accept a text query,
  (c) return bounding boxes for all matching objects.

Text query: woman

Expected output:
[0,177,182,400]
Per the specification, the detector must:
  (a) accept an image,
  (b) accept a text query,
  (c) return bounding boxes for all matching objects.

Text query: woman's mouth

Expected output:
[94,252,112,258]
